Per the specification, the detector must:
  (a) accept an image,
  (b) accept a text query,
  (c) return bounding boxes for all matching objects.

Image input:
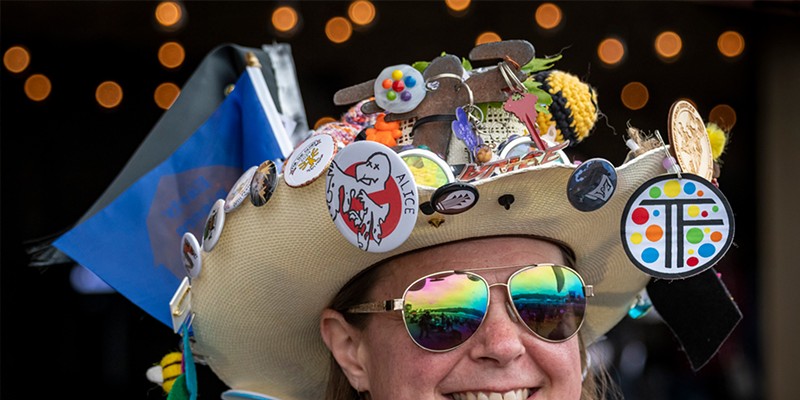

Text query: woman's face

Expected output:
[354,237,583,400]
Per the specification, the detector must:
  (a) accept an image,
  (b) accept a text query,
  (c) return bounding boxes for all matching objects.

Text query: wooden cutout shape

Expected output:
[331,40,538,162]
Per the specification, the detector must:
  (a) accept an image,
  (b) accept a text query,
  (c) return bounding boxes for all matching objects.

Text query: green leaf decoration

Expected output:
[412,61,429,73]
[521,54,563,74]
[462,57,473,71]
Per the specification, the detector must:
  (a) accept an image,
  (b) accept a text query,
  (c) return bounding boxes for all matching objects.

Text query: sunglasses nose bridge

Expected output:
[486,282,520,324]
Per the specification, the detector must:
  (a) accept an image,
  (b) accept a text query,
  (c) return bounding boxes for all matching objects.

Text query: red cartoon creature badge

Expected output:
[326,141,418,252]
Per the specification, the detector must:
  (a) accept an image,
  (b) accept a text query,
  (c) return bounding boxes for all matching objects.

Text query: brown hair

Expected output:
[324,238,618,400]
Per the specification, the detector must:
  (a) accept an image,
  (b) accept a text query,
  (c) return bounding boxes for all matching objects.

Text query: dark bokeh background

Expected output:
[2,1,797,399]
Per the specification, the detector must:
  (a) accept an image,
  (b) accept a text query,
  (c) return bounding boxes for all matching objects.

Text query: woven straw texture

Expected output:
[190,148,664,399]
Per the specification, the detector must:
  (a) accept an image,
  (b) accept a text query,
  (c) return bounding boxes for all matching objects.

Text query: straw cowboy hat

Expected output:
[175,40,735,399]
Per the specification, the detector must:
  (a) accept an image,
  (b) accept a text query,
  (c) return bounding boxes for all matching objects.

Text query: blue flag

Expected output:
[53,66,292,327]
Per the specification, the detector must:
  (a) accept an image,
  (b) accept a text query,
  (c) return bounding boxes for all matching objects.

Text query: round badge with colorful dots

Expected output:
[620,173,734,279]
[373,64,425,114]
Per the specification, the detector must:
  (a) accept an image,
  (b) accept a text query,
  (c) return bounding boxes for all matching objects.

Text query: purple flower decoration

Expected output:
[452,107,483,156]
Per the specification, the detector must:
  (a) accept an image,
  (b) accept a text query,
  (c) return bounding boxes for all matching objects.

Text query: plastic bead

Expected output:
[381,79,392,89]
[662,156,681,174]
[391,69,403,80]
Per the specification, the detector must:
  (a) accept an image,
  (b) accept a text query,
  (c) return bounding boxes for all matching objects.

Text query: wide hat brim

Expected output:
[190,147,665,399]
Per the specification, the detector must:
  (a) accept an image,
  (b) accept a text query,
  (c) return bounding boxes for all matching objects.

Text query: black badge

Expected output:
[430,182,479,215]
[250,160,278,207]
[567,158,617,212]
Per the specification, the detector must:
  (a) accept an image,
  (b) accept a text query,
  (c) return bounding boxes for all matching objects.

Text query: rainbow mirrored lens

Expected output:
[402,272,488,351]
[509,265,586,341]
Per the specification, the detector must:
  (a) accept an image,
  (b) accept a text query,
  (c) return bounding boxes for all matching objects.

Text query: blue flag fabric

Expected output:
[54,68,287,327]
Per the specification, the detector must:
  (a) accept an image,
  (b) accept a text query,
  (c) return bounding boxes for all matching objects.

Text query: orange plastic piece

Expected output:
[365,114,402,147]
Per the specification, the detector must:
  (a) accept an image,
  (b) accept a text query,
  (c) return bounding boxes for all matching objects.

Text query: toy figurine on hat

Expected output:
[156,39,739,400]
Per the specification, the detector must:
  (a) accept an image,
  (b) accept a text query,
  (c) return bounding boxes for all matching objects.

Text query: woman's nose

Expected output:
[467,287,526,366]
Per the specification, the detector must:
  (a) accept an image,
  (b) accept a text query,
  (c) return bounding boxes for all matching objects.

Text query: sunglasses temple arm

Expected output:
[347,299,404,314]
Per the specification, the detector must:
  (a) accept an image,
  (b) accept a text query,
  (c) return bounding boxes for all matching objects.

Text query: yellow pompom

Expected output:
[706,122,728,160]
[160,352,183,394]
[534,70,598,146]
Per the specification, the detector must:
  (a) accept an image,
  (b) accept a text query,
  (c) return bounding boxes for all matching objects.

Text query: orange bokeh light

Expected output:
[709,104,737,131]
[475,32,502,46]
[96,81,123,109]
[326,17,353,44]
[155,2,182,27]
[272,6,298,32]
[4,46,31,73]
[348,1,376,26]
[158,42,185,69]
[655,31,682,59]
[445,0,471,12]
[598,38,625,66]
[621,82,649,110]
[24,74,51,101]
[155,82,181,110]
[535,3,562,30]
[718,31,745,58]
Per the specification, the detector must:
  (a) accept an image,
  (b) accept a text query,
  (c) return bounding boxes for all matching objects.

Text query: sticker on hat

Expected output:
[202,199,225,252]
[567,158,617,212]
[621,173,735,279]
[181,232,202,279]
[250,160,278,207]
[326,141,418,253]
[399,148,454,189]
[284,134,337,188]
[430,182,479,215]
[224,166,257,213]
[374,65,425,114]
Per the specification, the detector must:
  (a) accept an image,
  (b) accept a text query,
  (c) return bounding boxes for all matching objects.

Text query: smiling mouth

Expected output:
[450,388,533,400]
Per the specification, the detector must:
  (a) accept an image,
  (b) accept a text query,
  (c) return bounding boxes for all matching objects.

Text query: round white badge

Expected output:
[326,141,419,253]
[621,173,734,279]
[202,199,226,252]
[181,232,202,279]
[224,166,257,213]
[284,133,337,187]
[373,64,426,114]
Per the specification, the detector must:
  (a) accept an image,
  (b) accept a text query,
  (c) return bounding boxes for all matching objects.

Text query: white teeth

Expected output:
[451,389,529,400]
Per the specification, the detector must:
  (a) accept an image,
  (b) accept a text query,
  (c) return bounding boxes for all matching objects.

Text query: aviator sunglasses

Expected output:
[347,264,594,352]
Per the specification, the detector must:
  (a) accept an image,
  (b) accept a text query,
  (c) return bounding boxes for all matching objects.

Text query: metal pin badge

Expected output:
[430,182,479,215]
[399,148,454,189]
[326,141,418,253]
[284,134,337,188]
[224,166,257,213]
[567,158,617,212]
[181,232,202,279]
[250,160,278,207]
[202,199,226,252]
